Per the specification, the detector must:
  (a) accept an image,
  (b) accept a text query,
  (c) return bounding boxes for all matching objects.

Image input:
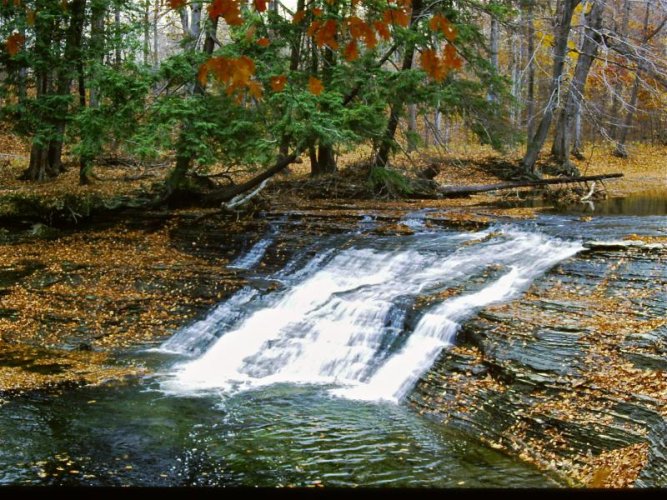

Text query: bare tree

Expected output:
[522,0,582,176]
[551,0,606,173]
[612,1,667,157]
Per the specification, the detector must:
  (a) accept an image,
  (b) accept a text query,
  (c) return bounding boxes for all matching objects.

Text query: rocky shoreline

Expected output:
[410,240,666,487]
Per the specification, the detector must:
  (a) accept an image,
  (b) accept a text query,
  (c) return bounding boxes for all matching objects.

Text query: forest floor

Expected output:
[0,133,665,487]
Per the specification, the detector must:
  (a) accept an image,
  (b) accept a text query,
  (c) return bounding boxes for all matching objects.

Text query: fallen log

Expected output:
[203,152,298,207]
[437,173,623,196]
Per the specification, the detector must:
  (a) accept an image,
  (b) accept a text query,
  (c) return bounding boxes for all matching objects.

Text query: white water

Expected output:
[162,226,581,402]
[229,237,273,270]
[158,287,258,356]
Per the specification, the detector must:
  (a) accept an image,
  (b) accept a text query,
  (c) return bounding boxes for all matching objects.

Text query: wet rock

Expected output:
[409,244,667,487]
[584,240,666,252]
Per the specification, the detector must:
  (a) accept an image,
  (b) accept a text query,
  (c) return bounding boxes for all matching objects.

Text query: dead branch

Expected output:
[435,173,623,197]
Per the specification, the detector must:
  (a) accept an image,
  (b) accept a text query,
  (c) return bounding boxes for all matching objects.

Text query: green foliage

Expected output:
[0,0,522,191]
[71,63,152,162]
[368,166,414,197]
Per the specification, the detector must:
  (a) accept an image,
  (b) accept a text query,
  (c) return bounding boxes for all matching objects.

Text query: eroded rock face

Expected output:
[409,245,667,487]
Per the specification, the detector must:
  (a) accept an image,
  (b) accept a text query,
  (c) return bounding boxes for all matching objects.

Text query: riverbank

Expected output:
[0,141,665,487]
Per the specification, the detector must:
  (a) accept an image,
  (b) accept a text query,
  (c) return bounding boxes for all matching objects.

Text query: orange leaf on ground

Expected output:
[257,37,271,47]
[308,76,324,96]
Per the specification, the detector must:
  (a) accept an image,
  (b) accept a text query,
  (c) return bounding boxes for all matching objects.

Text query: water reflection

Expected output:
[492,189,667,217]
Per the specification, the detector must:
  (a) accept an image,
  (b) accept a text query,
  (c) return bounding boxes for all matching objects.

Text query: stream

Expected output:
[1,198,665,487]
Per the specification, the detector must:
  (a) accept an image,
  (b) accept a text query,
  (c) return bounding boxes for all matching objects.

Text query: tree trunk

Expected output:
[522,0,581,176]
[523,0,536,139]
[374,0,423,167]
[165,5,215,196]
[572,104,583,158]
[153,0,160,68]
[279,0,306,160]
[81,0,106,184]
[313,144,337,176]
[613,1,652,158]
[510,15,522,126]
[487,12,500,102]
[24,14,54,182]
[613,75,639,158]
[25,0,87,182]
[115,5,122,65]
[311,47,338,176]
[143,0,150,66]
[89,0,106,108]
[551,0,604,173]
[16,24,27,103]
[608,0,631,140]
[407,104,418,152]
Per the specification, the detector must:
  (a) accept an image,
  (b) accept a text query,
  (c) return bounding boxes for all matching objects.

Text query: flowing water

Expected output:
[6,209,654,488]
[163,226,581,402]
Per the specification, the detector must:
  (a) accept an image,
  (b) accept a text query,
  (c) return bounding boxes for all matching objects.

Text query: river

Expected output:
[1,198,665,487]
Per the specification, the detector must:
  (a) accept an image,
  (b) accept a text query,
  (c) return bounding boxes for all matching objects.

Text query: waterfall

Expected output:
[229,237,273,270]
[161,226,582,402]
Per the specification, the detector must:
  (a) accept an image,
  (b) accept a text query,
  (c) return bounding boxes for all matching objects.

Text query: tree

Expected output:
[551,0,605,173]
[522,0,581,176]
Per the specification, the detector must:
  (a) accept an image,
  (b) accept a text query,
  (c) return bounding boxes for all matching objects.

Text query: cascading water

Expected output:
[160,225,582,403]
[229,236,274,270]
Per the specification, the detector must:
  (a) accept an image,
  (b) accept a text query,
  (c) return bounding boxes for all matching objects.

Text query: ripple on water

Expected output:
[0,381,556,487]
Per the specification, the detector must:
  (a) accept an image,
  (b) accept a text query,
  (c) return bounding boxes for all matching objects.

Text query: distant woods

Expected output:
[0,0,664,198]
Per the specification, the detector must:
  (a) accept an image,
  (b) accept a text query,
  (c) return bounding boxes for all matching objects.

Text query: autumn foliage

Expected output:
[198,55,262,99]
[187,1,462,99]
